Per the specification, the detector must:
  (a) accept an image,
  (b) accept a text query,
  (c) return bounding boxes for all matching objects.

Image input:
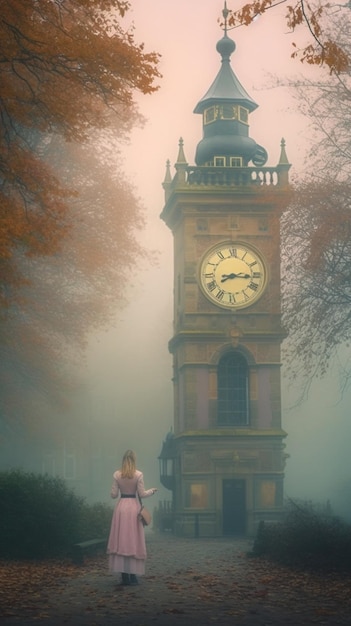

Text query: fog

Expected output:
[86,296,351,521]
[4,1,350,522]
[82,1,351,518]
[282,359,351,519]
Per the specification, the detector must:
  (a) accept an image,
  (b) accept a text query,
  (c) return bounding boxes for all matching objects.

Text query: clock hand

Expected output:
[221,272,251,282]
[221,273,236,282]
[238,273,251,279]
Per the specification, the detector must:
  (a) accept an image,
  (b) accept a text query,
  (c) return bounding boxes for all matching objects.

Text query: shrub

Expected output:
[0,470,112,559]
[252,499,351,572]
[78,501,113,541]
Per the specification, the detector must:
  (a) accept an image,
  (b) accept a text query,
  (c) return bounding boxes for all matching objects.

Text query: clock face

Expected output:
[199,242,267,309]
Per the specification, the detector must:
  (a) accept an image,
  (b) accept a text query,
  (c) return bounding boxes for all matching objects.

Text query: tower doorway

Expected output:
[222,479,246,535]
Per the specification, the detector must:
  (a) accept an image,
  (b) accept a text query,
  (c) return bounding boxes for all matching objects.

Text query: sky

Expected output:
[87,0,351,518]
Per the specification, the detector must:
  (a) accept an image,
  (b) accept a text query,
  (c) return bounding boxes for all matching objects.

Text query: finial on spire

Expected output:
[222,1,229,35]
[176,137,187,165]
[174,138,187,186]
[162,159,172,201]
[278,138,290,166]
[277,138,291,186]
[217,3,236,60]
[163,159,172,185]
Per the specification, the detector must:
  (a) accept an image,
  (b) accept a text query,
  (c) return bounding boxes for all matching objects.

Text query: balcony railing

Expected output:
[162,159,291,205]
[185,165,281,187]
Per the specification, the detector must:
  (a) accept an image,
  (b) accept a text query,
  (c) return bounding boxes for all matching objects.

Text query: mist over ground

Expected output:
[86,287,351,521]
[283,360,351,520]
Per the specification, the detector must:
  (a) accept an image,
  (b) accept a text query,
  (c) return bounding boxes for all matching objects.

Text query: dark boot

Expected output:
[121,573,130,585]
[130,574,139,585]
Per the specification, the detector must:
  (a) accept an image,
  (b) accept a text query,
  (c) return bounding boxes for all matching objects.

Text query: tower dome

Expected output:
[193,28,267,167]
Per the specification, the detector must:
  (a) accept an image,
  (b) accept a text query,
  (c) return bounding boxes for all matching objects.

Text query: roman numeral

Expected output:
[248,281,258,291]
[207,280,216,292]
[216,289,225,301]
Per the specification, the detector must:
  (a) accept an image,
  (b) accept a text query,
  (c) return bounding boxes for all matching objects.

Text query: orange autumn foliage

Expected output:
[226,0,349,75]
[0,0,160,308]
[0,1,160,430]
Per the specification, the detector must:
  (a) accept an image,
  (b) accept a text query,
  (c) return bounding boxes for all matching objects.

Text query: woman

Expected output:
[107,450,157,585]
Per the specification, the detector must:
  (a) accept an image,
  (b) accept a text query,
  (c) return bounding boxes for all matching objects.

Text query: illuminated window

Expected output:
[187,483,208,509]
[204,106,217,124]
[260,481,276,507]
[214,156,226,167]
[230,157,243,167]
[217,352,249,425]
[239,107,249,123]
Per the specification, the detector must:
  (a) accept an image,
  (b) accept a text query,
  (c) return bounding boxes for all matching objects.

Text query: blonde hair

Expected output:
[121,450,136,478]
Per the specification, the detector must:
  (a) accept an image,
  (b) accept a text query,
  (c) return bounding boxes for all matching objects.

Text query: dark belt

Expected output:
[120,494,136,498]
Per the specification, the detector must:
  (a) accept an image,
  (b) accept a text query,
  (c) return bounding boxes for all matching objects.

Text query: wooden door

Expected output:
[222,479,246,535]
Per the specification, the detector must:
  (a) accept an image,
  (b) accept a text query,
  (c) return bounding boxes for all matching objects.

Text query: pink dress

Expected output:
[107,469,154,576]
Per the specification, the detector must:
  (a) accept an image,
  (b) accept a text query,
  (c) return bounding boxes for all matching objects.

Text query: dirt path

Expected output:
[1,532,351,625]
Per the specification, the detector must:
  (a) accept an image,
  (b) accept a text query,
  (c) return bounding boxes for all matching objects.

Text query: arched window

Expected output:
[217,352,249,426]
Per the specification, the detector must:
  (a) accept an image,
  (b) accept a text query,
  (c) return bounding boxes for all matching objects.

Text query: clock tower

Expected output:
[159,14,291,537]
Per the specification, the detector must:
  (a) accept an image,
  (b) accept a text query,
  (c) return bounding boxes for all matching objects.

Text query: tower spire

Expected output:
[222,1,229,36]
[193,8,269,168]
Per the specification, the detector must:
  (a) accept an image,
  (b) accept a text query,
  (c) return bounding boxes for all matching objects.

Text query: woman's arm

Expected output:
[110,476,120,499]
[137,472,157,498]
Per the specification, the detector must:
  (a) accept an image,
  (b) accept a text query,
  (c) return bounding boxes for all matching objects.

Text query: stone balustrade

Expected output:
[183,165,284,187]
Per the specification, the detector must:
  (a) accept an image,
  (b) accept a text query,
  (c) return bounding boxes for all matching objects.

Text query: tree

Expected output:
[0,132,152,432]
[281,180,351,393]
[0,1,161,432]
[279,12,351,392]
[0,0,160,308]
[225,0,349,74]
